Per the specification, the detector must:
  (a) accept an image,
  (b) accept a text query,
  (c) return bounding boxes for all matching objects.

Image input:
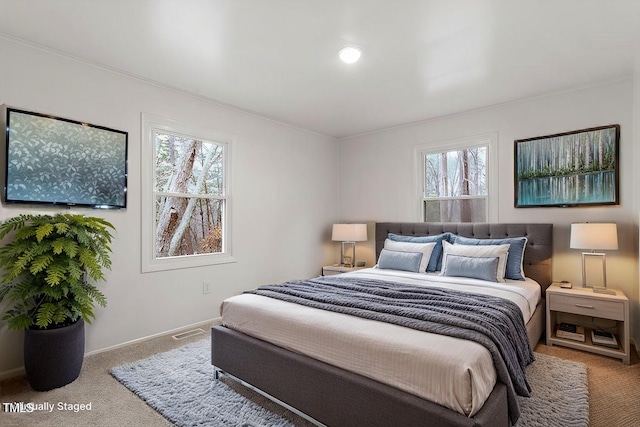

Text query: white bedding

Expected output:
[220,268,541,417]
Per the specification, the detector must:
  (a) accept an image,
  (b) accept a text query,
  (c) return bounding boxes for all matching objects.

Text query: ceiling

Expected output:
[1,0,640,138]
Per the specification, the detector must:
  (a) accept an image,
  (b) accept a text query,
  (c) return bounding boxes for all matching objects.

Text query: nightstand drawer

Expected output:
[322,269,342,276]
[549,294,624,320]
[322,266,365,276]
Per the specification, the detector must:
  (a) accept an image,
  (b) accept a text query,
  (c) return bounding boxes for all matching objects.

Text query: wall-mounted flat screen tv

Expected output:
[3,108,128,209]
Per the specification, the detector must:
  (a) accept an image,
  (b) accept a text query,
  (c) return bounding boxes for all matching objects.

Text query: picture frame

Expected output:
[4,107,128,208]
[514,125,619,208]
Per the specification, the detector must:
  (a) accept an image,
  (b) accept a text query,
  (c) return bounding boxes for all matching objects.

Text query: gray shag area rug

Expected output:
[110,339,588,427]
[516,352,588,427]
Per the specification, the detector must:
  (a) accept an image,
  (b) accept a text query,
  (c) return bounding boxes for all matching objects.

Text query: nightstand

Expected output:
[546,283,630,364]
[322,265,366,276]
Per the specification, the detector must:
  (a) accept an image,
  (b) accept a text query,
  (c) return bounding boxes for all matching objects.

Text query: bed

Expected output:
[211,222,553,427]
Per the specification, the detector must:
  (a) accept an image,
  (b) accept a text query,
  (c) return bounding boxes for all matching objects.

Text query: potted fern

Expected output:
[0,213,114,391]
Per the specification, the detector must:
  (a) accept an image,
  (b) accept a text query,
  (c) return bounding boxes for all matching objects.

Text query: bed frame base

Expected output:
[212,325,509,427]
[215,368,326,426]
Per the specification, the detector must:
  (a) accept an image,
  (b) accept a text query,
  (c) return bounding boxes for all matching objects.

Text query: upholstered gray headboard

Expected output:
[375,223,553,293]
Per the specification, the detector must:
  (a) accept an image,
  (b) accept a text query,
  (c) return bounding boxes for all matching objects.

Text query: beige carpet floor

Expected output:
[1,322,638,427]
[535,341,640,427]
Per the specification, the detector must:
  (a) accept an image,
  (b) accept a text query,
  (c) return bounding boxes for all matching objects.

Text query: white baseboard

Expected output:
[0,317,221,381]
[84,317,221,357]
[0,366,25,381]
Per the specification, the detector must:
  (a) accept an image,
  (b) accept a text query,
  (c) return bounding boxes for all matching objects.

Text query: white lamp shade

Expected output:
[570,223,618,250]
[332,224,367,242]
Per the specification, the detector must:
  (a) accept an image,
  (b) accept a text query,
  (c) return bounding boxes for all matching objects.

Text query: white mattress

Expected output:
[220,268,541,417]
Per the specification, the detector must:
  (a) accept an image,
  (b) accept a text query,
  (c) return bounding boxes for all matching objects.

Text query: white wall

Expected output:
[337,79,640,347]
[634,53,640,353]
[0,38,338,376]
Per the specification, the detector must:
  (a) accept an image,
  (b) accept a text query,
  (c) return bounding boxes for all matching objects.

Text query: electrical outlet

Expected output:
[202,281,211,294]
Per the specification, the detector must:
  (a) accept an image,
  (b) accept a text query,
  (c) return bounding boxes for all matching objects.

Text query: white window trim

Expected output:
[413,132,498,222]
[141,113,236,273]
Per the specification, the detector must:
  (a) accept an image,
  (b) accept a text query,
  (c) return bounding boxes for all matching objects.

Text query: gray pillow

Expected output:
[377,249,423,272]
[441,254,500,282]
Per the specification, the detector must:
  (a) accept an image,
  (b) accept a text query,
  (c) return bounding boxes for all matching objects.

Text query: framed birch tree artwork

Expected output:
[514,125,619,207]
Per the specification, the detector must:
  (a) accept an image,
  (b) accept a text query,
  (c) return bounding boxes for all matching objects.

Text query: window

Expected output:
[416,134,497,223]
[142,114,235,272]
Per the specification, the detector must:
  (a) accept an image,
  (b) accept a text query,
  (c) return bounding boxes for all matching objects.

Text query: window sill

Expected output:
[141,253,237,273]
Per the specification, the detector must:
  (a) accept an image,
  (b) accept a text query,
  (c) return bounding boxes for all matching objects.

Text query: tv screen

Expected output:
[4,108,128,209]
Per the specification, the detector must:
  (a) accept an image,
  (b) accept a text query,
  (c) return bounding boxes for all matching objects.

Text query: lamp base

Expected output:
[592,286,616,295]
[341,241,356,268]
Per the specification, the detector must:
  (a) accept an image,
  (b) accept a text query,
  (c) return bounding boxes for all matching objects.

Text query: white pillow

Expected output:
[441,240,509,283]
[383,239,436,273]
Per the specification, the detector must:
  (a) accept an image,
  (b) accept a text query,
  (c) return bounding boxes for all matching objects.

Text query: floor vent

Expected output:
[172,328,206,340]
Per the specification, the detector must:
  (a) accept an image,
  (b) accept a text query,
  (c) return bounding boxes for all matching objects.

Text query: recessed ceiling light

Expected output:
[339,46,362,64]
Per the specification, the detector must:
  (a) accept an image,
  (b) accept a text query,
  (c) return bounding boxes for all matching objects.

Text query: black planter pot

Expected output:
[24,319,85,391]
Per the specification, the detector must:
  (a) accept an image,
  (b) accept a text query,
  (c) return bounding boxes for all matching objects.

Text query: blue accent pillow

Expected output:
[449,235,528,280]
[387,232,450,272]
[442,255,500,282]
[377,249,423,272]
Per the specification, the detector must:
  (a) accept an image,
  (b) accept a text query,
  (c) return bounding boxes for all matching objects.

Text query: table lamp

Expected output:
[332,224,367,268]
[569,222,618,294]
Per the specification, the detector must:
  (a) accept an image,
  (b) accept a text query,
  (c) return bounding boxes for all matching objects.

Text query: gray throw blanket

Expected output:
[247,276,534,424]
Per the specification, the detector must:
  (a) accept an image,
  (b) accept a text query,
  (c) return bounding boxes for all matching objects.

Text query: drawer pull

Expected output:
[575,304,594,309]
